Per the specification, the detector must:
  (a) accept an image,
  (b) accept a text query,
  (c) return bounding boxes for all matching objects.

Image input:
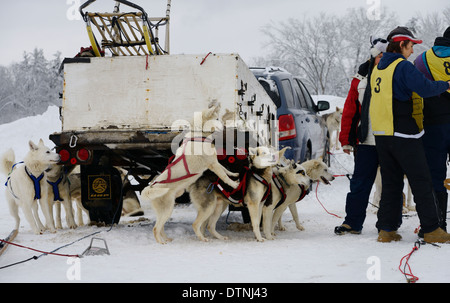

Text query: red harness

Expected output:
[272,174,307,209]
[152,137,213,185]
[214,167,271,205]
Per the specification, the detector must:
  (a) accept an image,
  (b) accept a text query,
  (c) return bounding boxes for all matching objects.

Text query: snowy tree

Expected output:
[258,6,448,97]
[0,48,63,124]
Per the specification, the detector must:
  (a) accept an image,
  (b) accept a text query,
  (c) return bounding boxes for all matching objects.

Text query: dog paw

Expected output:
[229,181,239,189]
[277,225,286,231]
[256,237,266,242]
[296,224,305,231]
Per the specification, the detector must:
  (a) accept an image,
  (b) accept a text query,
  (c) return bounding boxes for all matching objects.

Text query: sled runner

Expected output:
[0,229,18,257]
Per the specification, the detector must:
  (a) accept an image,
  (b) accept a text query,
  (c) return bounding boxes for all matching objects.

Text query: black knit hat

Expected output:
[444,26,450,39]
[387,26,423,44]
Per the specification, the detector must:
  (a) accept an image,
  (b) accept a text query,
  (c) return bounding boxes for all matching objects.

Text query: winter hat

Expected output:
[370,36,388,57]
[443,26,450,39]
[387,26,423,44]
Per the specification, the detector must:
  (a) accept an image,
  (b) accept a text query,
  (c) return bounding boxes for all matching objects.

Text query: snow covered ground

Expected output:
[0,100,449,285]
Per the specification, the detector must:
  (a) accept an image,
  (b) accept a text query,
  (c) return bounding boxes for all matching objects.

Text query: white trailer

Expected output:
[49,1,278,224]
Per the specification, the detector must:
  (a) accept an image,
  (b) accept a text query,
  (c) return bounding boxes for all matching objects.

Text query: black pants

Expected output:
[375,136,441,233]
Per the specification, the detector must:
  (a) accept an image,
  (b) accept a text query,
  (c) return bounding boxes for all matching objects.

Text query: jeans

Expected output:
[343,145,379,231]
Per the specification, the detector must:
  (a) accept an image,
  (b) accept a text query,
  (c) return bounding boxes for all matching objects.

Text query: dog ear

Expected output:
[275,146,290,162]
[29,140,39,151]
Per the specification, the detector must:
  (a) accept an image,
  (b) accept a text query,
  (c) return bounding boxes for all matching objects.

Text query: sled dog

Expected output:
[1,140,60,234]
[271,158,335,234]
[189,146,289,242]
[141,104,240,244]
[262,159,312,240]
[323,107,343,150]
[373,167,414,213]
[45,164,77,229]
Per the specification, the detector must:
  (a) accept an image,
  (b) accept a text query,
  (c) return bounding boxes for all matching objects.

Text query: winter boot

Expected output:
[423,227,450,243]
[377,230,402,242]
[334,224,361,235]
[436,191,448,232]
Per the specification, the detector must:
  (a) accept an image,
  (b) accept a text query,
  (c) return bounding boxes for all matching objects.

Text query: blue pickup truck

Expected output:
[250,67,331,165]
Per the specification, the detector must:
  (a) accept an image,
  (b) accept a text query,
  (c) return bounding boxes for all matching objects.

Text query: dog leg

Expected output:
[262,205,276,240]
[192,201,217,242]
[272,203,288,233]
[406,183,415,211]
[6,194,20,231]
[246,199,265,242]
[191,188,218,241]
[288,203,304,231]
[55,202,63,229]
[207,198,229,240]
[25,200,44,235]
[151,193,175,244]
[208,162,239,189]
[335,130,340,150]
[39,197,56,233]
[62,192,77,229]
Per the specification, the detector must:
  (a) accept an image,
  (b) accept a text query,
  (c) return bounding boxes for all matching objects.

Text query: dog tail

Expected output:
[0,148,15,176]
[141,186,171,201]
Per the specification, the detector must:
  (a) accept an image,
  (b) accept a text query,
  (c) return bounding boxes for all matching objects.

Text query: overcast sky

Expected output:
[0,0,447,66]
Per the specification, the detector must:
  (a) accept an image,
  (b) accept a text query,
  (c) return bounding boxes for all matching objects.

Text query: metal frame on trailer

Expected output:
[79,0,171,57]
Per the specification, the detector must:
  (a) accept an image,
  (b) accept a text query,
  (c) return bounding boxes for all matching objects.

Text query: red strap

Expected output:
[153,138,213,185]
[399,242,420,283]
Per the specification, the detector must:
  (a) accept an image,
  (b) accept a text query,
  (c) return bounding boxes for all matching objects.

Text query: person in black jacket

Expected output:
[370,26,450,243]
[414,26,450,233]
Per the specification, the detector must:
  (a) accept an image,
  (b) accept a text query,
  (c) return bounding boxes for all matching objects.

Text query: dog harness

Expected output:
[214,167,271,205]
[152,137,213,186]
[272,174,287,209]
[47,174,65,202]
[5,163,44,200]
[271,174,307,209]
[4,162,45,200]
[25,166,44,200]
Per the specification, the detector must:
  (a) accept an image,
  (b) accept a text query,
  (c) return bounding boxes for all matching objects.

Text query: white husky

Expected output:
[45,164,77,229]
[323,107,343,150]
[189,146,288,242]
[1,139,60,235]
[141,105,240,244]
[262,159,312,240]
[271,158,335,234]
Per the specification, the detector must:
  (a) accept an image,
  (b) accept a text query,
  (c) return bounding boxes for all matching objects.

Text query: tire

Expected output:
[323,138,331,167]
[303,144,312,163]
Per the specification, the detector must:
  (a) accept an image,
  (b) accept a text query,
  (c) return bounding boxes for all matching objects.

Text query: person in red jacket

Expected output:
[335,37,388,235]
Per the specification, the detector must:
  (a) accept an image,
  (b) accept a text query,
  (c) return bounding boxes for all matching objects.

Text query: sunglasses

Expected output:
[372,38,388,46]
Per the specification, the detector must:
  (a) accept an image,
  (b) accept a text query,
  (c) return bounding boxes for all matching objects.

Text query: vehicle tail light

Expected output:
[236,147,248,160]
[216,148,227,161]
[59,149,70,163]
[278,114,297,141]
[76,148,91,162]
